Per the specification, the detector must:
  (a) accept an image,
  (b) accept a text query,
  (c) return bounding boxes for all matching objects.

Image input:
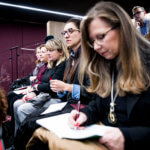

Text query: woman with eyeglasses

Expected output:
[68,2,150,150]
[50,18,82,98]
[50,18,93,104]
[26,2,150,150]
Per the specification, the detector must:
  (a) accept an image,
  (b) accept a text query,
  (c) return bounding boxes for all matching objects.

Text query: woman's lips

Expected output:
[66,40,71,43]
[100,51,107,56]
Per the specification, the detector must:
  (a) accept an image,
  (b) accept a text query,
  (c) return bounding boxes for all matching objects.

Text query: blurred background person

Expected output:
[132,6,150,37]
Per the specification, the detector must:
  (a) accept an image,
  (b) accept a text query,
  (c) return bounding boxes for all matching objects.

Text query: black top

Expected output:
[80,52,150,150]
[63,46,97,104]
[37,61,67,97]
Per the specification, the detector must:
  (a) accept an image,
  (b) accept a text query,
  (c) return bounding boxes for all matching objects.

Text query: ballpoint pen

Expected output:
[74,100,80,129]
[49,76,52,80]
[76,100,80,119]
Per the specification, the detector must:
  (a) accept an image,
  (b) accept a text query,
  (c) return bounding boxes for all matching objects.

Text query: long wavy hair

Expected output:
[79,1,150,97]
[35,45,42,65]
[46,38,69,68]
[63,18,82,82]
[0,89,8,124]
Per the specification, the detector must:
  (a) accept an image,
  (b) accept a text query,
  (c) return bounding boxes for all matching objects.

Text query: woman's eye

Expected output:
[96,34,105,40]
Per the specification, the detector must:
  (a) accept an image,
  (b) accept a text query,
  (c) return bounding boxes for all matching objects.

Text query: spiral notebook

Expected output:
[36,113,106,140]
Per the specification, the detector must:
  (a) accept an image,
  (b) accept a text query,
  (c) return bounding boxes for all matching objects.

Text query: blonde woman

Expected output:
[13,38,69,136]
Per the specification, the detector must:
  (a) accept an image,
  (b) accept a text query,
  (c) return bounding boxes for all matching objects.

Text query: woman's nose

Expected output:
[64,32,69,38]
[93,42,102,51]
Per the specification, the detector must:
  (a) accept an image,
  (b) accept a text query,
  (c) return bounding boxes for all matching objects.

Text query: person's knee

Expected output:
[18,104,31,116]
[14,100,20,109]
[17,105,27,122]
[17,104,25,114]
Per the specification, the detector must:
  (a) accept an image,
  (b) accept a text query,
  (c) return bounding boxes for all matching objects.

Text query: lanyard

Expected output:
[108,70,118,124]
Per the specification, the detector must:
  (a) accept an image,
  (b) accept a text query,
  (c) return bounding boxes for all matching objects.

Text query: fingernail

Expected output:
[74,122,79,126]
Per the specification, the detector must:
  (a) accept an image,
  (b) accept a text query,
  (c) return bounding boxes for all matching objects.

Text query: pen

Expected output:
[74,101,80,130]
[49,76,52,80]
[76,100,80,119]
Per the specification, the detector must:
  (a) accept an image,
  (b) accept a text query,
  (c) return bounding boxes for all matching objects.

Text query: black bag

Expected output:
[10,78,30,91]
[27,93,51,108]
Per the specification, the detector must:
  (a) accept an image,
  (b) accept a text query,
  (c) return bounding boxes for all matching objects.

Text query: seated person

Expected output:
[13,38,69,135]
[132,6,150,36]
[10,45,43,91]
[6,44,48,135]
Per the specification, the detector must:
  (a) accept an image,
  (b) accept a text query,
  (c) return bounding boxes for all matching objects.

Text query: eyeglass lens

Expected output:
[61,28,79,36]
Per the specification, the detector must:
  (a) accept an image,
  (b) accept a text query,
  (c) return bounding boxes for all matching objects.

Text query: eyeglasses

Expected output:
[61,28,80,36]
[133,11,143,17]
[87,25,118,48]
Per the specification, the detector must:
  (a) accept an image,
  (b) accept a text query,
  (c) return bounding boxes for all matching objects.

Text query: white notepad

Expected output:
[13,87,28,94]
[41,102,67,114]
[36,113,106,140]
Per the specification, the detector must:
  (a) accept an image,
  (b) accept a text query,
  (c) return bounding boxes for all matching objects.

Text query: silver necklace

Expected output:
[108,70,118,124]
[72,59,74,66]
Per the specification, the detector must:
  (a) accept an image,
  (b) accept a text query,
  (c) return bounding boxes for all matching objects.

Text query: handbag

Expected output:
[27,92,51,108]
[10,78,30,91]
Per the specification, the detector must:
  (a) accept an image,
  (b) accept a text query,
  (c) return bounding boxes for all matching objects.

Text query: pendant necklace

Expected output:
[72,59,74,66]
[108,70,118,124]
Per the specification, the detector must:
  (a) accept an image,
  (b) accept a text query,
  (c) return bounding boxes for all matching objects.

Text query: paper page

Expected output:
[41,102,67,114]
[14,86,28,91]
[13,88,27,94]
[36,113,106,140]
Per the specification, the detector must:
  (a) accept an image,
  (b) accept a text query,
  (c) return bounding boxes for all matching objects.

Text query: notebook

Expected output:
[36,113,106,140]
[41,102,67,114]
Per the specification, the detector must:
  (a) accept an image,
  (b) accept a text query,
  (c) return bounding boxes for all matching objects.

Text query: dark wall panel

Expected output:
[0,21,46,92]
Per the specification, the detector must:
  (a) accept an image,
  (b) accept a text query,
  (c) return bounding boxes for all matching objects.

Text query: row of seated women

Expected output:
[2,1,150,149]
[4,17,96,150]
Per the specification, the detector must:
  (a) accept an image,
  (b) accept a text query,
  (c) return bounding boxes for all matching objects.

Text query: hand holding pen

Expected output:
[75,101,80,120]
[50,79,68,93]
[49,76,52,80]
[68,101,87,130]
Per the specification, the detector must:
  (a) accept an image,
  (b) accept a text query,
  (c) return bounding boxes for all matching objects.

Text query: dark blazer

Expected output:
[37,61,66,97]
[66,66,97,105]
[81,88,150,150]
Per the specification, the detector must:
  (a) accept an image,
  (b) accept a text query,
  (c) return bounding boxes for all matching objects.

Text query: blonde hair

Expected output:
[35,45,42,64]
[79,1,150,98]
[46,38,69,68]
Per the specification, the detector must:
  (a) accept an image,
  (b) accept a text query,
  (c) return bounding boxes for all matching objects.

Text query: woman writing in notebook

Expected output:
[68,2,150,150]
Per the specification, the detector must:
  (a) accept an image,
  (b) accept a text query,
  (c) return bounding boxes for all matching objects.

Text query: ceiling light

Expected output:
[0,2,85,19]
